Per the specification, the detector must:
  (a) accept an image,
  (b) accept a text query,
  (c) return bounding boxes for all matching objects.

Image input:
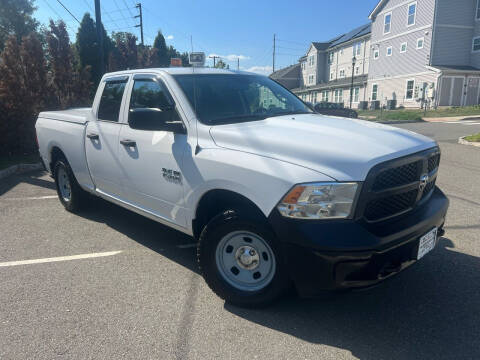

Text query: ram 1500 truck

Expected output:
[36,67,449,307]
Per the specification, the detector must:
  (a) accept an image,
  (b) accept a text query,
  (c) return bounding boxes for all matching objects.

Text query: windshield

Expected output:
[173,74,312,125]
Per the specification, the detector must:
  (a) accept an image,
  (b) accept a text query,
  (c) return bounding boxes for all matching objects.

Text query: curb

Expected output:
[377,119,425,124]
[0,163,44,180]
[359,117,424,124]
[458,136,480,147]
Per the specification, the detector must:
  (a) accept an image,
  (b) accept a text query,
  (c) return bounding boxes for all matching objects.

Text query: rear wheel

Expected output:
[198,210,290,308]
[54,159,87,212]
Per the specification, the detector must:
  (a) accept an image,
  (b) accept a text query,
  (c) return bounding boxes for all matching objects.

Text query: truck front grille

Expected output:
[358,148,440,223]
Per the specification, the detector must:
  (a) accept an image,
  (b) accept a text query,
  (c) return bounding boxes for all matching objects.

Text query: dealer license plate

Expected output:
[417,227,438,260]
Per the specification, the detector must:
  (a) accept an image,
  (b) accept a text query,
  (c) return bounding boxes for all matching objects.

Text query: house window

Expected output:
[473,37,480,52]
[407,2,416,26]
[477,0,480,20]
[384,12,392,34]
[400,42,408,53]
[312,91,318,103]
[406,80,415,100]
[330,72,334,80]
[328,52,334,64]
[309,55,315,66]
[371,84,378,101]
[353,42,362,56]
[373,49,380,59]
[350,87,360,103]
[321,90,329,102]
[334,89,343,103]
[339,69,345,78]
[417,37,424,49]
[386,46,393,56]
[308,75,315,85]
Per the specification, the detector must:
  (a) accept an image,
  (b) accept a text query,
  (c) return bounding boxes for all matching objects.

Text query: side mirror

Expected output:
[128,108,186,133]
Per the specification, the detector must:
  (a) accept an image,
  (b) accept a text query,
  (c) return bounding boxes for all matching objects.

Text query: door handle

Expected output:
[87,132,99,140]
[120,139,136,147]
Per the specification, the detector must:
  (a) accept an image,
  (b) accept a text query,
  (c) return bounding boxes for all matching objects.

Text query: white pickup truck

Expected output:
[36,67,449,307]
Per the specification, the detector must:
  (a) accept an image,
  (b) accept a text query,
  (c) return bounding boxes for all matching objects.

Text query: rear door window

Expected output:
[98,80,127,122]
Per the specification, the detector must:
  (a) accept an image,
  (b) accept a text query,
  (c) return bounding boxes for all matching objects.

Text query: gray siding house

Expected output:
[369,0,480,107]
[270,63,301,90]
[292,24,372,108]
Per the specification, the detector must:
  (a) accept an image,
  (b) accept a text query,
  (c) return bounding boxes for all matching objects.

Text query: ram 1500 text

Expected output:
[36,67,449,307]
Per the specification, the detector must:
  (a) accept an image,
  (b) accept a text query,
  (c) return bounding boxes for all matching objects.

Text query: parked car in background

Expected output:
[314,102,358,118]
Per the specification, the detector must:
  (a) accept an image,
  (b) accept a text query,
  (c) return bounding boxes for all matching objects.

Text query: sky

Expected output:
[34,0,380,74]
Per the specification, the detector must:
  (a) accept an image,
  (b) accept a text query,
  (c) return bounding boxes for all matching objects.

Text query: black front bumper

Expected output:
[268,187,449,297]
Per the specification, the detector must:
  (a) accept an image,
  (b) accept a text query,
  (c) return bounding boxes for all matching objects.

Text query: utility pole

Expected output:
[94,0,104,74]
[209,55,219,67]
[237,57,240,70]
[273,34,276,73]
[135,3,144,45]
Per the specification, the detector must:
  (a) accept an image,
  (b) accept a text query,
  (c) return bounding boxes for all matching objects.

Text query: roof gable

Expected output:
[369,0,388,19]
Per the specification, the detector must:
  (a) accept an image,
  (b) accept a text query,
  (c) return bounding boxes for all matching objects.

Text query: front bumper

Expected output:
[268,187,449,297]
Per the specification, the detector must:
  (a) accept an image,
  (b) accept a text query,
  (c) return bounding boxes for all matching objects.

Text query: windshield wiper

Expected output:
[268,111,312,118]
[209,114,268,124]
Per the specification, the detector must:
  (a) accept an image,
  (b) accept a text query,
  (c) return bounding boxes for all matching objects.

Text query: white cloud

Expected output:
[208,53,251,61]
[166,35,174,40]
[244,66,273,75]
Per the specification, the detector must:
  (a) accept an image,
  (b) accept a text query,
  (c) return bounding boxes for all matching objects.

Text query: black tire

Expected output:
[197,210,291,308]
[53,158,87,212]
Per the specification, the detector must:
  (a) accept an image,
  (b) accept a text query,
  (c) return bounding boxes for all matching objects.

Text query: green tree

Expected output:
[0,33,48,155]
[0,0,38,51]
[152,31,169,67]
[75,13,107,88]
[47,20,91,108]
[215,59,229,69]
[109,32,138,71]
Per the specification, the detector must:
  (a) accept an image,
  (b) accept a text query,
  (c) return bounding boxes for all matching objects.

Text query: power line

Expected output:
[41,0,77,33]
[82,0,94,13]
[101,4,122,33]
[112,0,134,27]
[276,52,304,57]
[54,0,81,24]
[122,0,135,17]
[276,45,305,52]
[276,38,310,46]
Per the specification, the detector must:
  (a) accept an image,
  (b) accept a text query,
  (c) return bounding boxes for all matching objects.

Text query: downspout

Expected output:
[430,0,440,107]
[363,37,368,101]
[429,0,438,67]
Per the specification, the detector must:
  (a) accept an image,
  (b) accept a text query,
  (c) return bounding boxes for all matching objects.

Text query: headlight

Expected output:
[277,182,359,219]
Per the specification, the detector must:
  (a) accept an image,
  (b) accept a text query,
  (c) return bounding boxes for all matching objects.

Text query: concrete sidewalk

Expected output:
[423,115,480,122]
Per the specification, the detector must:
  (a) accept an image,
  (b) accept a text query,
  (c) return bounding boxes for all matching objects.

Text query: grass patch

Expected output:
[0,154,40,171]
[464,133,480,142]
[358,105,480,121]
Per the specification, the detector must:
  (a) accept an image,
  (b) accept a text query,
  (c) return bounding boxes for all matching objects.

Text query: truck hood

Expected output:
[209,114,437,181]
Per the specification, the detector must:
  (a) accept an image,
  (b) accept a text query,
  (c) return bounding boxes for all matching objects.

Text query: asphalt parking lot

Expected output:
[1,121,479,360]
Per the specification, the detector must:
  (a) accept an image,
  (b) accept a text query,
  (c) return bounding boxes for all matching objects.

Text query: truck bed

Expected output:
[38,108,91,124]
[36,107,94,191]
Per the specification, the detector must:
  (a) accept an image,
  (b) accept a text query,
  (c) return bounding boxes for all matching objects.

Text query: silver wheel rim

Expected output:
[215,231,276,292]
[57,166,71,202]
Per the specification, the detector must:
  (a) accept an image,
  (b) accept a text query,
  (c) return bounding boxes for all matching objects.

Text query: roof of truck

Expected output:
[103,67,259,78]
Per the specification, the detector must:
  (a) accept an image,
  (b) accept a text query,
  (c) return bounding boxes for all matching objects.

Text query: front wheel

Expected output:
[197,211,290,308]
